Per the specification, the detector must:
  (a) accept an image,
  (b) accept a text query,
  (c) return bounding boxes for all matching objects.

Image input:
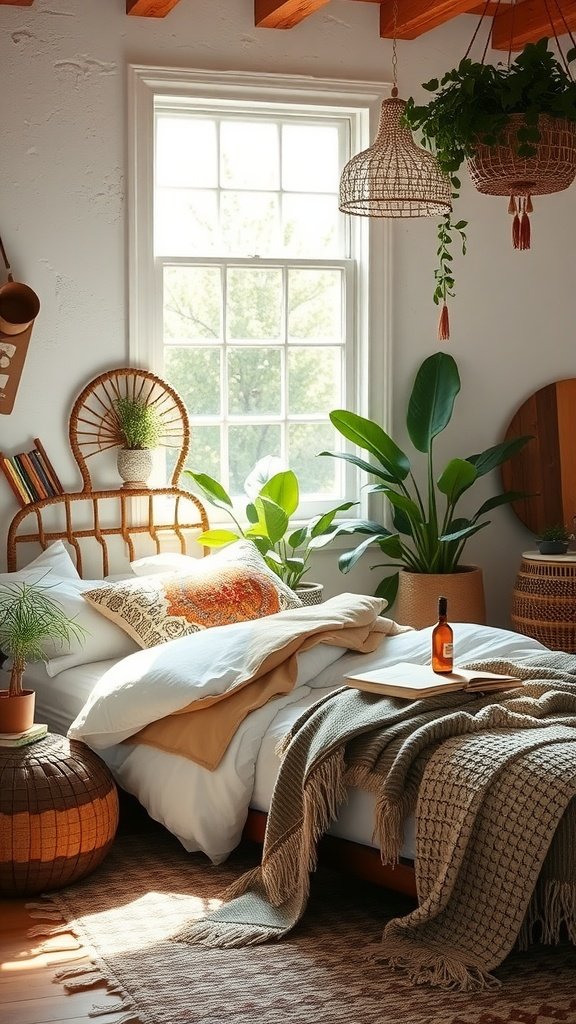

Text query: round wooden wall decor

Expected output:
[501,378,576,536]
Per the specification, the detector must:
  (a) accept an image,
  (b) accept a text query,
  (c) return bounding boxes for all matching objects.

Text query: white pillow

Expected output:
[38,577,140,677]
[130,551,198,576]
[1,540,80,584]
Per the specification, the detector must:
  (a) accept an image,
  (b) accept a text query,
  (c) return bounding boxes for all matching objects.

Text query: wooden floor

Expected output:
[0,793,156,1024]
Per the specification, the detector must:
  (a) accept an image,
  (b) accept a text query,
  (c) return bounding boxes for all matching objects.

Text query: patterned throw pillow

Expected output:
[82,544,301,650]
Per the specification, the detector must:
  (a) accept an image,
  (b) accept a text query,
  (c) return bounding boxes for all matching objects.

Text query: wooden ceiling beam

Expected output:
[254,0,331,29]
[0,1,34,6]
[491,0,576,51]
[380,0,483,41]
[126,0,182,16]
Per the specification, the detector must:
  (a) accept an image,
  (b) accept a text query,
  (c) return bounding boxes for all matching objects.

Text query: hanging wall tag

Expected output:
[0,323,33,415]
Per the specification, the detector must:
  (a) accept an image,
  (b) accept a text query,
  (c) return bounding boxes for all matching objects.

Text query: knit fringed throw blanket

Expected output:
[176,652,576,991]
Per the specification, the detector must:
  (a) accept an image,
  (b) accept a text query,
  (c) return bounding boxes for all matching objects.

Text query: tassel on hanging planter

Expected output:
[467,113,576,250]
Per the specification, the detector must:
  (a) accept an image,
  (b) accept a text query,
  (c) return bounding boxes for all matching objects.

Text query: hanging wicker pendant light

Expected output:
[339,88,452,217]
[339,0,451,219]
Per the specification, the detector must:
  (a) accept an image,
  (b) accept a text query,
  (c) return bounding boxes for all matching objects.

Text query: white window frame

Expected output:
[128,65,392,522]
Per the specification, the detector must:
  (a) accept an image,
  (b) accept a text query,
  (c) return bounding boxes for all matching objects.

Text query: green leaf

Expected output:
[246,496,288,545]
[473,490,527,519]
[437,458,478,503]
[260,470,299,518]
[318,449,398,484]
[466,435,532,476]
[406,352,461,453]
[196,529,240,547]
[374,573,399,609]
[338,533,387,573]
[329,410,410,480]
[184,471,234,510]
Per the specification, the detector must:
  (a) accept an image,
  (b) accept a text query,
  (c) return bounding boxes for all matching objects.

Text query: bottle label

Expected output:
[442,643,454,659]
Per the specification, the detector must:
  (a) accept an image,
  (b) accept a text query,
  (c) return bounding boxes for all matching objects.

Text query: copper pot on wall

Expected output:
[0,236,40,335]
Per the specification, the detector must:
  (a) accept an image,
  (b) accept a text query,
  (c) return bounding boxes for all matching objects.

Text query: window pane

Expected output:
[227,268,283,341]
[288,422,337,496]
[156,116,217,188]
[221,121,279,189]
[228,424,282,495]
[288,347,340,415]
[180,425,221,479]
[163,266,222,342]
[165,347,221,415]
[221,192,280,255]
[156,189,218,256]
[228,348,281,415]
[283,195,340,257]
[282,124,339,192]
[288,269,342,341]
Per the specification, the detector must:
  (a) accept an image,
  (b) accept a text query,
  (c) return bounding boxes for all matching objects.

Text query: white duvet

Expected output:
[69,616,547,864]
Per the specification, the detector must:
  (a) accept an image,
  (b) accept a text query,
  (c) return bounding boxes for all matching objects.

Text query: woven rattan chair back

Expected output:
[69,367,190,492]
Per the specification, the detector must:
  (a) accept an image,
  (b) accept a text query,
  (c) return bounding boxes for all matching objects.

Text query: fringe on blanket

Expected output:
[25,896,138,1023]
[369,939,501,993]
[518,880,576,950]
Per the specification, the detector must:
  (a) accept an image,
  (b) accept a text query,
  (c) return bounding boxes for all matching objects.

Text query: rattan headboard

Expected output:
[6,368,209,576]
[7,486,209,576]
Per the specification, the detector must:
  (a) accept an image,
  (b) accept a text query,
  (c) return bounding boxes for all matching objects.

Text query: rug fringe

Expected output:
[89,994,136,1018]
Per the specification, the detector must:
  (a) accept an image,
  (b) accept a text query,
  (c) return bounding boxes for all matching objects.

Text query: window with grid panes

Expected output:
[130,69,388,520]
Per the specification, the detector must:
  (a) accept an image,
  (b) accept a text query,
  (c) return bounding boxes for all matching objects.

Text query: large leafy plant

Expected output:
[403,39,576,325]
[185,457,356,590]
[321,351,529,608]
[0,577,86,697]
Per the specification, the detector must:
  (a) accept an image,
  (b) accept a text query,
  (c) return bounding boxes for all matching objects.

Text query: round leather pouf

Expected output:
[0,733,119,896]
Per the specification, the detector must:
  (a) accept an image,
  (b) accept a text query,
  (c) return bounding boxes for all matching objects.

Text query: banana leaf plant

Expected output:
[320,351,530,608]
[184,456,356,591]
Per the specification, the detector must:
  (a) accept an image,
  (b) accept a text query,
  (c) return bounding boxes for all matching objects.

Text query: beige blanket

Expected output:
[177,651,576,991]
[126,594,411,770]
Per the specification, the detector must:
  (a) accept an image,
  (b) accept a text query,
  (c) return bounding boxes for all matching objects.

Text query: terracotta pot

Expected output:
[295,581,324,606]
[0,280,40,335]
[394,566,486,630]
[0,689,35,734]
[117,447,153,489]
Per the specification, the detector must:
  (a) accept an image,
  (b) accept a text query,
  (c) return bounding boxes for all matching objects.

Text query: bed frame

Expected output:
[5,366,417,898]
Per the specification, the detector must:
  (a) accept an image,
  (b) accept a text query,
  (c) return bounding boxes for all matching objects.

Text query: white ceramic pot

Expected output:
[117,447,153,489]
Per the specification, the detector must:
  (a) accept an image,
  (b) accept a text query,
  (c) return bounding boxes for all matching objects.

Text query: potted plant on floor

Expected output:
[320,351,530,627]
[114,395,164,489]
[0,577,86,733]
[185,457,356,605]
[403,39,576,337]
[536,524,572,555]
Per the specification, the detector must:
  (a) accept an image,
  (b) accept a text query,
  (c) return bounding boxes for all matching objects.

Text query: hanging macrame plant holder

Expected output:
[467,112,576,250]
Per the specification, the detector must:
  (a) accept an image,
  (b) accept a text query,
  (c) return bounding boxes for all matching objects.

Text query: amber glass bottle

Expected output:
[431,596,454,673]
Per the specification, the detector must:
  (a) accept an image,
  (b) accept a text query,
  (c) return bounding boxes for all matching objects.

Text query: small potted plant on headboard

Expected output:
[0,577,86,733]
[114,395,164,489]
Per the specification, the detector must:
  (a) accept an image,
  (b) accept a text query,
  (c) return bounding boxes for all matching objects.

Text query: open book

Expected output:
[344,662,522,699]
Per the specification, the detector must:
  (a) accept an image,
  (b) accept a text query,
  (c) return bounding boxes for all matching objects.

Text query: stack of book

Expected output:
[0,723,48,748]
[0,438,63,507]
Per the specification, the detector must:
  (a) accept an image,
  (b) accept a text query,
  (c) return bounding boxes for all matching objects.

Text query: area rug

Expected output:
[28,831,576,1024]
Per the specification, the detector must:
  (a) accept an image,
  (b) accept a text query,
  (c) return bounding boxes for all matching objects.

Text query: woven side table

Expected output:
[511,551,576,652]
[0,733,119,896]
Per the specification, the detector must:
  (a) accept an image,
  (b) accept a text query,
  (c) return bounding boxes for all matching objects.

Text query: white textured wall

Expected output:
[1,0,574,625]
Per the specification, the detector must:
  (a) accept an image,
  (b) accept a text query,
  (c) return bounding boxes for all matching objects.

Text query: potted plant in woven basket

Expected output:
[403,39,576,339]
[185,456,356,605]
[0,577,86,733]
[320,351,530,628]
[114,395,164,488]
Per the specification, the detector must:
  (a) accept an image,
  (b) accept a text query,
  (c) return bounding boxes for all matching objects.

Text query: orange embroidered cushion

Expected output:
[82,561,289,650]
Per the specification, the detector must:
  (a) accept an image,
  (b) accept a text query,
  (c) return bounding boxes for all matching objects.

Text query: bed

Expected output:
[5,488,548,894]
